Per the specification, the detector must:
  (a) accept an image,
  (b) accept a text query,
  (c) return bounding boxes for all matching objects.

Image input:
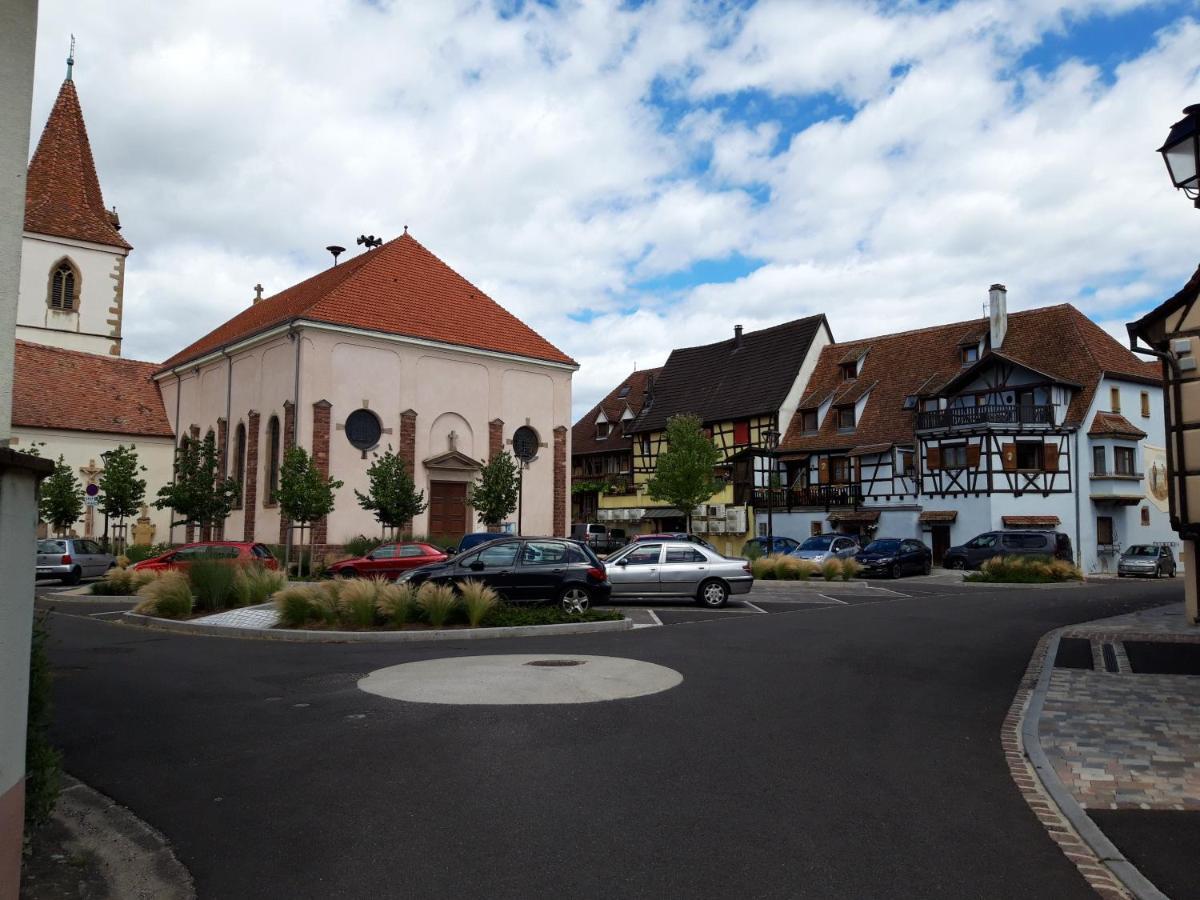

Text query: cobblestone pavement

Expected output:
[190,604,278,629]
[1040,602,1200,812]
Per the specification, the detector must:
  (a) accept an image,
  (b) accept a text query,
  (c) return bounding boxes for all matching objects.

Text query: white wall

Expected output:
[16,232,126,356]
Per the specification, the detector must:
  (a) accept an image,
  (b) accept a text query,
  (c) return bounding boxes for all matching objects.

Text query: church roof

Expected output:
[25,78,131,250]
[12,341,171,437]
[159,233,575,370]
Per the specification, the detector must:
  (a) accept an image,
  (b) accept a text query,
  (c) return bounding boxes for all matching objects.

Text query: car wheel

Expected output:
[1170,566,1177,578]
[890,562,902,579]
[948,559,965,570]
[559,585,591,614]
[339,568,358,579]
[696,579,728,609]
[1154,566,1162,579]
[923,559,932,576]
[61,566,81,586]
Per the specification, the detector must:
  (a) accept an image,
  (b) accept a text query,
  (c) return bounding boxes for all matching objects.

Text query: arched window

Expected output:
[512,425,539,463]
[48,258,80,311]
[233,423,247,508]
[345,408,382,450]
[267,416,281,504]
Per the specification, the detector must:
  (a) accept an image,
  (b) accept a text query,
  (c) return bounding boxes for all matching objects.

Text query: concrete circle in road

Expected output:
[358,654,683,705]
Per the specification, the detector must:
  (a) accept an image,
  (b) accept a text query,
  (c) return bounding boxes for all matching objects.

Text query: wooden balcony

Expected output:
[916,403,1054,432]
[751,483,862,510]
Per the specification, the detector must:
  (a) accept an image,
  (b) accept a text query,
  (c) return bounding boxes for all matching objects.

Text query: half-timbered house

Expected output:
[618,317,832,555]
[772,286,1172,573]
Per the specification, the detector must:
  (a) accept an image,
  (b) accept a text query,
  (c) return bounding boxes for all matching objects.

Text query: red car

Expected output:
[326,542,448,579]
[132,541,279,572]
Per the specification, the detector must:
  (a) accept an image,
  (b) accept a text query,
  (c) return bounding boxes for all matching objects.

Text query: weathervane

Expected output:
[66,34,75,81]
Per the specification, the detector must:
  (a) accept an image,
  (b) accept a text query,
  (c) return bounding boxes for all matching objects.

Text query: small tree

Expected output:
[155,432,240,535]
[278,446,343,572]
[646,413,723,531]
[468,450,519,530]
[355,446,427,539]
[39,456,83,537]
[98,444,147,551]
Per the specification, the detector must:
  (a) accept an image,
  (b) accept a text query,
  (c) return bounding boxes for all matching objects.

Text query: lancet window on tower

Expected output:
[48,259,80,311]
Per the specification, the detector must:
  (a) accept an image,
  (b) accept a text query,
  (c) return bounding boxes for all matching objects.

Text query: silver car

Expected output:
[604,541,754,608]
[789,533,860,564]
[36,538,116,584]
[1117,544,1177,578]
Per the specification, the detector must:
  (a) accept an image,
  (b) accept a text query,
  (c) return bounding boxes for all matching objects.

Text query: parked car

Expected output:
[398,537,610,612]
[36,538,116,584]
[131,541,279,572]
[789,534,860,564]
[742,536,801,557]
[1118,544,1177,578]
[631,532,716,550]
[942,530,1073,570]
[326,542,448,578]
[604,540,753,608]
[454,532,506,555]
[571,523,628,554]
[855,538,932,579]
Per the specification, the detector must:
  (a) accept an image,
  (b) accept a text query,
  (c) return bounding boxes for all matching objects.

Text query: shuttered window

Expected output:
[1141,392,1151,418]
[1110,387,1121,413]
[49,260,79,311]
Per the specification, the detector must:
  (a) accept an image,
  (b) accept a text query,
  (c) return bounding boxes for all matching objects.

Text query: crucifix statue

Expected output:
[448,430,458,453]
[79,458,104,538]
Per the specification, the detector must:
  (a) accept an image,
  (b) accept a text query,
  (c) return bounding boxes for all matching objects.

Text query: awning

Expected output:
[1001,515,1060,527]
[1090,494,1144,506]
[918,510,957,524]
[641,507,684,520]
[827,509,881,524]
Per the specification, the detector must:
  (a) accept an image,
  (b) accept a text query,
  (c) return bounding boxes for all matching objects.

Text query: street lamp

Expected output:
[763,425,781,551]
[1158,105,1200,207]
[99,449,112,553]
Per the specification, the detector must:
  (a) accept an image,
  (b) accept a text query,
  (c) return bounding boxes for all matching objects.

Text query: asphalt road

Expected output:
[43,579,1179,899]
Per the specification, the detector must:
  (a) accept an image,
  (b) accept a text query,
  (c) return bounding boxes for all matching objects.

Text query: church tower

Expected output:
[17,46,131,356]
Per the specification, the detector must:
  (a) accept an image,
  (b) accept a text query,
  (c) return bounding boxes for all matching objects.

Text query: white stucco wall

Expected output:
[16,232,125,356]
[164,323,574,546]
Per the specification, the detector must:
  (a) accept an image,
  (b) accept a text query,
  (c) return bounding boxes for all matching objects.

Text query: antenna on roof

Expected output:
[326,245,345,266]
[357,234,383,250]
[66,35,75,81]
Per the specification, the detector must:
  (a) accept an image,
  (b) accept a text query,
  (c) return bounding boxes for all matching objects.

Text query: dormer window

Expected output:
[48,258,80,311]
[800,410,818,434]
[597,421,610,440]
[618,385,631,398]
[837,406,856,431]
[840,362,857,381]
[961,345,979,365]
[902,395,917,410]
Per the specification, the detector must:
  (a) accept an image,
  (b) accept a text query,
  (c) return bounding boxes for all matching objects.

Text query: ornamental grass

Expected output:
[237,565,287,606]
[188,558,239,612]
[134,571,192,618]
[968,555,1082,584]
[338,578,382,628]
[377,582,418,627]
[274,585,323,627]
[93,566,157,596]
[418,582,458,628]
[821,558,842,582]
[750,557,777,580]
[458,579,500,627]
[840,559,863,581]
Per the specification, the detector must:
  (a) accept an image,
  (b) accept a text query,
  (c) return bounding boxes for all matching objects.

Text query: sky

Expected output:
[26,0,1200,421]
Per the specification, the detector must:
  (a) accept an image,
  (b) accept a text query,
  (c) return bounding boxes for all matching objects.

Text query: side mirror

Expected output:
[365,553,376,560]
[616,559,628,567]
[469,561,485,571]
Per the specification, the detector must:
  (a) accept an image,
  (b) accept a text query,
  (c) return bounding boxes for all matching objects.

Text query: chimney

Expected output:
[988,284,1007,349]
[734,324,743,349]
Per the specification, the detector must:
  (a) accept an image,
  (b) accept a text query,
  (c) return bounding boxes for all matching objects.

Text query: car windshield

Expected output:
[1124,545,1157,557]
[864,540,901,553]
[799,536,834,551]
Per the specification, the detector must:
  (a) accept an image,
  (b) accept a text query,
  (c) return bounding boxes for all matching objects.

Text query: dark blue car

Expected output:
[454,532,507,555]
[742,536,801,556]
[854,538,932,579]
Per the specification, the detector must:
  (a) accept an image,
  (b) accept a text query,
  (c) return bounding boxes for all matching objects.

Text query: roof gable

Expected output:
[571,367,661,457]
[159,234,574,370]
[25,79,131,250]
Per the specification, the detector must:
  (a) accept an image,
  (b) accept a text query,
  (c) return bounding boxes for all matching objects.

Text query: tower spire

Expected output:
[66,34,75,81]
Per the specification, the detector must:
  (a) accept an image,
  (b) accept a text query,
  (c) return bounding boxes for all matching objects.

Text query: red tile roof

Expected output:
[24,79,131,250]
[571,367,662,457]
[13,341,171,436]
[781,304,1161,455]
[159,234,574,370]
[1088,411,1148,440]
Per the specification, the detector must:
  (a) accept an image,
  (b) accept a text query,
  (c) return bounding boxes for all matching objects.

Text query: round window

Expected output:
[512,425,539,462]
[345,409,382,450]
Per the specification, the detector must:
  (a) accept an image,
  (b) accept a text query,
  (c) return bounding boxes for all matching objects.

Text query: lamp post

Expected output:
[1125,103,1200,625]
[764,425,781,551]
[99,449,112,553]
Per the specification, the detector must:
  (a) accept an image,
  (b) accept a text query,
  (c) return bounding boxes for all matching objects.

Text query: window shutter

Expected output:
[926,447,941,470]
[1043,443,1059,472]
[966,444,981,467]
[818,457,829,484]
[1002,443,1016,471]
[852,457,860,484]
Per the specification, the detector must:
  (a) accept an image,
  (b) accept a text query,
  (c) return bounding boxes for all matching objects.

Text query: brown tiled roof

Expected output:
[1088,411,1148,440]
[631,316,827,433]
[24,79,131,250]
[160,234,574,370]
[782,305,1163,455]
[918,511,957,523]
[572,367,662,457]
[1001,515,1060,527]
[13,341,171,436]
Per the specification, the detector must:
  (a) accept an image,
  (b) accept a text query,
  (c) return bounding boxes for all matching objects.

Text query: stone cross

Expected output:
[79,458,103,538]
[253,283,264,304]
[448,430,457,452]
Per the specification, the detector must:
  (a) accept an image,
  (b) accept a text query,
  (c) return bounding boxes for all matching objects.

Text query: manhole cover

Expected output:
[526,659,586,667]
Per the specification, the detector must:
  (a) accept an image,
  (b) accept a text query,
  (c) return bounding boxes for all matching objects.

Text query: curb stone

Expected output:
[118,610,634,642]
[1004,630,1168,899]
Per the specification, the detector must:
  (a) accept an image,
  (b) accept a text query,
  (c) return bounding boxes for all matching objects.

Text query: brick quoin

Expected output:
[400,410,417,535]
[280,401,296,546]
[186,425,200,544]
[312,401,332,549]
[553,426,567,537]
[244,411,260,541]
[489,418,504,459]
[215,417,228,540]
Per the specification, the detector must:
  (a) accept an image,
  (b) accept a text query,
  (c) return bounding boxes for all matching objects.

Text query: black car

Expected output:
[942,530,1073,570]
[397,537,611,612]
[855,538,932,578]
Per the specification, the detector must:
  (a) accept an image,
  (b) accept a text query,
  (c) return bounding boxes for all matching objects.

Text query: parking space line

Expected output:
[862,585,912,598]
[88,610,128,618]
[742,601,768,614]
[646,609,664,627]
[817,594,849,604]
